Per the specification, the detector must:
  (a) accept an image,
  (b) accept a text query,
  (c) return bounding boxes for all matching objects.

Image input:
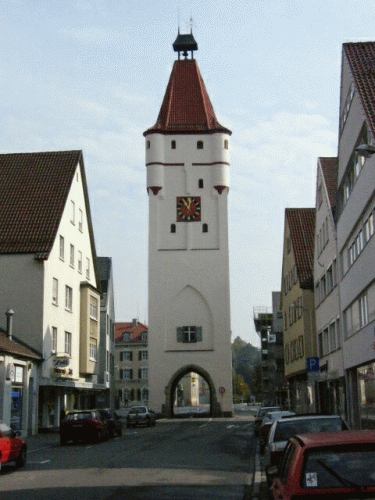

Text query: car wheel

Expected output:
[16,447,27,467]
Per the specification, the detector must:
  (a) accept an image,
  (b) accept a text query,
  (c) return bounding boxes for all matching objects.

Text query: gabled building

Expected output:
[313,157,345,416]
[115,320,148,408]
[336,42,375,428]
[281,208,317,413]
[0,310,41,436]
[0,151,102,430]
[97,257,116,408]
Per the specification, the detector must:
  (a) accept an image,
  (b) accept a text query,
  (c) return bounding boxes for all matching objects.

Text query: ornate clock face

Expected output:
[176,196,201,222]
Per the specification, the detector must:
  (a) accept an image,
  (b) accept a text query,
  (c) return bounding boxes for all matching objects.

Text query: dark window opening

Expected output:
[146,140,150,149]
[197,141,204,150]
[198,179,204,188]
[171,140,176,149]
[177,326,203,343]
[224,140,228,149]
[202,223,208,233]
[171,224,176,233]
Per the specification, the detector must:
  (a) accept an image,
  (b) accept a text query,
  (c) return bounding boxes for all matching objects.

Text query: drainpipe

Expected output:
[5,309,14,340]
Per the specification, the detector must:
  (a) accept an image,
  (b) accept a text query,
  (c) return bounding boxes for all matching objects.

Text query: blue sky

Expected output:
[0,0,374,346]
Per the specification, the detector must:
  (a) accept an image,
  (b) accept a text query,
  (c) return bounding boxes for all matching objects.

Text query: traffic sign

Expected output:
[307,357,319,372]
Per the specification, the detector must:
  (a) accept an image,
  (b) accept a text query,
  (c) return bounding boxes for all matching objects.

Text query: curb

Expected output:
[251,443,267,499]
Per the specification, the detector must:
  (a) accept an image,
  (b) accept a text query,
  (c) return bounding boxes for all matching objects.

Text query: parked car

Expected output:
[126,406,156,428]
[254,406,281,436]
[264,414,349,477]
[60,409,109,445]
[0,421,27,471]
[259,411,295,454]
[267,430,375,499]
[97,409,123,437]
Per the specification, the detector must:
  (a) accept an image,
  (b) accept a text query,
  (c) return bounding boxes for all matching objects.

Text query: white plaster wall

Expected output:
[43,162,97,382]
[148,132,233,414]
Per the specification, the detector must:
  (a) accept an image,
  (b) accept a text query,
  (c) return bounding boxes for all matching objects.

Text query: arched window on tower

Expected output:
[202,223,208,233]
[198,179,204,188]
[197,140,204,149]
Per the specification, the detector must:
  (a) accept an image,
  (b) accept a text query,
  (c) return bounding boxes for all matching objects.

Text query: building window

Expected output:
[79,209,83,232]
[52,278,58,305]
[59,235,64,260]
[52,327,57,352]
[90,296,98,320]
[171,224,176,233]
[329,322,337,352]
[65,286,73,311]
[224,139,228,149]
[359,294,369,328]
[86,258,90,279]
[171,140,176,149]
[198,179,204,188]
[146,140,150,149]
[123,333,131,341]
[70,244,74,268]
[78,251,82,274]
[139,368,148,380]
[202,223,208,233]
[139,350,148,360]
[197,140,204,149]
[89,338,97,361]
[120,351,133,361]
[65,331,72,356]
[70,200,75,225]
[141,332,148,341]
[120,369,132,380]
[176,326,202,343]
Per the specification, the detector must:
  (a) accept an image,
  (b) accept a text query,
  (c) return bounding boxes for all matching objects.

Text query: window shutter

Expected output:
[130,369,133,379]
[120,369,123,379]
[129,351,133,361]
[120,352,123,362]
[139,351,141,361]
[196,327,202,342]
[177,327,184,342]
[138,368,141,379]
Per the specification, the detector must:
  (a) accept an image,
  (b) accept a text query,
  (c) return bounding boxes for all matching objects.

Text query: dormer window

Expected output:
[123,333,130,342]
[171,140,176,149]
[197,141,204,149]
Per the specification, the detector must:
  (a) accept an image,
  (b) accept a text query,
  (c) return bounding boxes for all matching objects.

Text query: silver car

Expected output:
[126,406,156,428]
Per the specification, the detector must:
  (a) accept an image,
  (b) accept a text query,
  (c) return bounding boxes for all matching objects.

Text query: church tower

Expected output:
[144,32,233,417]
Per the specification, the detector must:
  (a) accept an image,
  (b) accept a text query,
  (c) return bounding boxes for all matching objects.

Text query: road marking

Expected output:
[226,424,236,429]
[28,460,51,464]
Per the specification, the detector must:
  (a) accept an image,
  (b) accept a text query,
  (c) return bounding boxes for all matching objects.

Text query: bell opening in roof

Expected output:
[173,31,198,60]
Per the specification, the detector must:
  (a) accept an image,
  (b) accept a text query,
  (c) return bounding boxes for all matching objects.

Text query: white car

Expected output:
[264,414,350,482]
[258,411,295,453]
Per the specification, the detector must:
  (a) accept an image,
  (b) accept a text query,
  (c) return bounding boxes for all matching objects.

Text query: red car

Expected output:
[0,421,27,471]
[268,430,375,499]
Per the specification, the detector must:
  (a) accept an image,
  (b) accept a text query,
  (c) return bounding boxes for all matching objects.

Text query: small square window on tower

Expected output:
[198,179,204,188]
[197,140,204,149]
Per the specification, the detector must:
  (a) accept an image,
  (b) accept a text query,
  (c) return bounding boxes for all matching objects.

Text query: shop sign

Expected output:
[14,365,23,383]
[53,356,70,368]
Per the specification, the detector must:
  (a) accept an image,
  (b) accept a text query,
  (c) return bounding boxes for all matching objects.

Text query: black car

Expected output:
[98,409,123,437]
[60,410,109,445]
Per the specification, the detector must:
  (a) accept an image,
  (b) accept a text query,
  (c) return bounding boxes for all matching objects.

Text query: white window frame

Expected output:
[65,285,73,311]
[78,251,82,274]
[70,200,75,225]
[86,258,90,279]
[90,296,98,320]
[70,244,74,268]
[59,235,64,260]
[79,209,83,232]
[52,326,57,352]
[65,331,72,356]
[89,338,97,361]
[52,278,58,305]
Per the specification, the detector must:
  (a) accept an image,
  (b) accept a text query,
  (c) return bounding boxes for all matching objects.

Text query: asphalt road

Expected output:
[0,411,257,500]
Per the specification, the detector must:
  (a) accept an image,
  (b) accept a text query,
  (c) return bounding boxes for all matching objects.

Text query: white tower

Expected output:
[144,32,233,417]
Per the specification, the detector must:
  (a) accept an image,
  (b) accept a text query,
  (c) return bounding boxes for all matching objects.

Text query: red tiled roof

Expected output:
[286,208,316,290]
[344,42,375,137]
[144,59,231,136]
[115,321,148,343]
[0,329,42,360]
[0,151,82,255]
[319,157,338,216]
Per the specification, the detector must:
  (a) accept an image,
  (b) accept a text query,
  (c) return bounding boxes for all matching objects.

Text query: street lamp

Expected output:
[355,143,375,158]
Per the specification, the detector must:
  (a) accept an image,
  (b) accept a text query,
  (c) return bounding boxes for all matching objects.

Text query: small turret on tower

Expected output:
[173,31,198,60]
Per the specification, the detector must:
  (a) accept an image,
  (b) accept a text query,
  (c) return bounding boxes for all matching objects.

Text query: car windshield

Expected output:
[65,412,92,421]
[274,418,345,441]
[302,445,375,489]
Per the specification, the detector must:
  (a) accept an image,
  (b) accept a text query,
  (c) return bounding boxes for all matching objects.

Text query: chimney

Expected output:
[5,309,14,341]
[132,318,137,328]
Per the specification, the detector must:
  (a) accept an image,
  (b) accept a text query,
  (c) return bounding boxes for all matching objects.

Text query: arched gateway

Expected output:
[145,32,233,418]
[164,364,222,418]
